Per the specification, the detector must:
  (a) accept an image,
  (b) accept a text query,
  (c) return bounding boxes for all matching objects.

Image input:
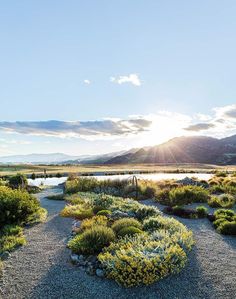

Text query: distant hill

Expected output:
[0,153,80,164]
[105,135,236,165]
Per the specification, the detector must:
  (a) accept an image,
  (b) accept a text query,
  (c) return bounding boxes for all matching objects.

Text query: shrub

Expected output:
[196,206,208,218]
[164,206,197,219]
[65,177,98,193]
[118,226,143,237]
[133,205,160,220]
[143,216,186,233]
[60,204,93,220]
[98,234,188,287]
[8,173,28,189]
[92,194,114,210]
[214,209,235,219]
[168,186,209,206]
[97,209,112,216]
[208,194,235,208]
[0,225,26,254]
[112,218,142,235]
[80,215,108,231]
[0,186,40,228]
[68,225,115,254]
[216,221,236,235]
[212,209,236,235]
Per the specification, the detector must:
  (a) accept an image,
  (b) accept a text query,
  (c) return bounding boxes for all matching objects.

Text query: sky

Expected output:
[0,0,236,156]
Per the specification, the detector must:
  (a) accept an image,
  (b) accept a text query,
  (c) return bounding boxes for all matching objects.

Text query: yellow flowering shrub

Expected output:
[98,234,188,287]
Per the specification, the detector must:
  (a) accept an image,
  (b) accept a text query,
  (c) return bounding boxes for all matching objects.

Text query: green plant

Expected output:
[98,233,190,287]
[0,186,40,228]
[80,215,108,231]
[168,185,209,206]
[212,209,236,235]
[60,204,94,220]
[97,209,112,216]
[0,225,26,254]
[68,225,115,254]
[8,173,28,189]
[133,205,160,220]
[196,206,208,218]
[208,194,235,208]
[112,218,142,235]
[216,221,236,235]
[118,226,143,237]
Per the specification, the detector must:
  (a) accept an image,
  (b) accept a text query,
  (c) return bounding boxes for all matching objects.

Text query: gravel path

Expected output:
[0,189,236,299]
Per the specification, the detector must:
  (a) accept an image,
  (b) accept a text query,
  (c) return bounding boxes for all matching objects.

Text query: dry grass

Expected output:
[1,163,236,177]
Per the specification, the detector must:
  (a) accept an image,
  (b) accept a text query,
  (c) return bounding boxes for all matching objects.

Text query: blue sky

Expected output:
[0,0,236,156]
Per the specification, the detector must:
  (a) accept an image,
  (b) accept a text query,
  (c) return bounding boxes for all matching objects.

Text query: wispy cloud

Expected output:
[184,123,215,132]
[184,104,236,134]
[0,118,152,139]
[110,74,141,86]
[83,79,91,85]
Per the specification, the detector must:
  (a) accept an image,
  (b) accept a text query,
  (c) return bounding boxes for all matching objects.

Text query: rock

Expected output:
[0,251,11,260]
[86,265,95,276]
[96,268,105,278]
[70,254,79,264]
[87,255,97,264]
[177,177,199,186]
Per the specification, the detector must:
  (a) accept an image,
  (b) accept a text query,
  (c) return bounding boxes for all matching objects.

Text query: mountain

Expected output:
[0,153,80,164]
[105,135,236,165]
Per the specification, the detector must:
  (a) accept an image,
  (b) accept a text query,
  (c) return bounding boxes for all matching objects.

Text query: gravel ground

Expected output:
[0,189,236,299]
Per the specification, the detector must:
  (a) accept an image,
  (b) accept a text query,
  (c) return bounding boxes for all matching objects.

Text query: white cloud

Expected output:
[83,79,91,85]
[110,74,141,86]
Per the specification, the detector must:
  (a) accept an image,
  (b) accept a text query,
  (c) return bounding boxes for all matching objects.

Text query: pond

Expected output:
[28,172,213,187]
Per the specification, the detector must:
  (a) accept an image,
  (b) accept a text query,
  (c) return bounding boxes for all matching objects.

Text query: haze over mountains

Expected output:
[1,134,236,165]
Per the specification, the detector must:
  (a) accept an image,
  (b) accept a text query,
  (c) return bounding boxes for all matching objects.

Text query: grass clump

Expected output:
[68,225,115,255]
[118,226,143,237]
[196,206,208,218]
[60,204,93,220]
[0,225,26,254]
[212,209,236,235]
[167,186,209,206]
[96,209,112,216]
[208,194,235,208]
[112,218,142,235]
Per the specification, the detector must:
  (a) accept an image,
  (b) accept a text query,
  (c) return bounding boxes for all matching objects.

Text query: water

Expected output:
[28,172,213,187]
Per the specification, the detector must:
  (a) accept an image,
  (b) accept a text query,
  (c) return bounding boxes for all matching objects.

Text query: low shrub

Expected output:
[118,226,143,237]
[60,204,94,220]
[112,218,142,235]
[97,209,112,216]
[133,205,160,220]
[98,233,189,287]
[168,186,209,206]
[68,225,115,255]
[80,215,108,231]
[196,206,208,218]
[217,221,236,235]
[143,216,187,233]
[0,225,26,254]
[213,209,236,235]
[164,206,198,219]
[208,194,235,208]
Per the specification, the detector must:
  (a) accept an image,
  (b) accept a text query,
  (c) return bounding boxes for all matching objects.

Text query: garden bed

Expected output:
[60,192,194,287]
